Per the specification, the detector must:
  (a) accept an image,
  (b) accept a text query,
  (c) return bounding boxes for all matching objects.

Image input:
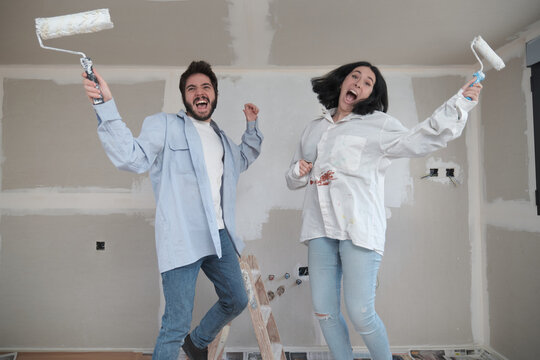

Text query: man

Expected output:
[82,61,263,360]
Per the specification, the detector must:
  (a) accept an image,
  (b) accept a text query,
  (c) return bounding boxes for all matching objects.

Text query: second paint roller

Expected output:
[466,35,505,100]
[35,9,114,105]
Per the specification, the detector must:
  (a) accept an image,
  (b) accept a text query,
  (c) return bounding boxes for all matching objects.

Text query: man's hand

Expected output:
[298,160,313,177]
[82,69,112,104]
[243,103,259,122]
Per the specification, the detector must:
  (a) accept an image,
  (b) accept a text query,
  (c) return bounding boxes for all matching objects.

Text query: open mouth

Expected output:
[345,90,358,103]
[194,97,209,111]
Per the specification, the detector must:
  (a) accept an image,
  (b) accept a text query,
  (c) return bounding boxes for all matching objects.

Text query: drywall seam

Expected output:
[0,64,475,77]
[0,192,154,214]
[523,60,536,208]
[227,0,275,66]
[465,89,488,345]
[485,200,540,232]
[0,74,4,190]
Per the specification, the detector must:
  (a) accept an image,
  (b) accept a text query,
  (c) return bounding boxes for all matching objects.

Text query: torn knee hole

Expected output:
[315,312,330,320]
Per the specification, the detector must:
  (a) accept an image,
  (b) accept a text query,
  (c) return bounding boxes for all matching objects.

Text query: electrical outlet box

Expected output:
[298,266,309,276]
[96,241,105,251]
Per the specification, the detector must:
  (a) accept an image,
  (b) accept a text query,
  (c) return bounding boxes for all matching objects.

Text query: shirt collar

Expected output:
[177,109,222,136]
[322,108,362,124]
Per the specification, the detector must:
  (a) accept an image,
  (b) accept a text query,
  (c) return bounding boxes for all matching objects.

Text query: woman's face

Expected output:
[338,66,376,113]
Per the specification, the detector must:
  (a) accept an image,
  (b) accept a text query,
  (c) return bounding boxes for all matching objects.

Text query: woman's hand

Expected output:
[461,77,483,101]
[298,159,313,177]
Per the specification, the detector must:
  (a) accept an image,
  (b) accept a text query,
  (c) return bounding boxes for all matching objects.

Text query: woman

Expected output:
[285,61,482,360]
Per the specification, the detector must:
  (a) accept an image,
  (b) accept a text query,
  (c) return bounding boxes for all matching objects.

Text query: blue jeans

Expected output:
[153,229,248,360]
[308,237,392,360]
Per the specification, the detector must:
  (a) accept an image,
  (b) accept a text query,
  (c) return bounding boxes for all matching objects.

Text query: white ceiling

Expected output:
[1,0,540,68]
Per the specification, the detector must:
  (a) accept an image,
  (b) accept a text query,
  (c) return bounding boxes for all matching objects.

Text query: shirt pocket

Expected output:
[168,136,194,174]
[330,135,367,173]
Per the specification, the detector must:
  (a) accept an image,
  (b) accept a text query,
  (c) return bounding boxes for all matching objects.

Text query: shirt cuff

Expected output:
[246,118,259,132]
[293,161,301,178]
[94,98,121,124]
[455,88,478,115]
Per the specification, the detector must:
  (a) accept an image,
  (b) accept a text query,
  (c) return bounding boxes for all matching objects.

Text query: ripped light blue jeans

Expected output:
[308,237,392,360]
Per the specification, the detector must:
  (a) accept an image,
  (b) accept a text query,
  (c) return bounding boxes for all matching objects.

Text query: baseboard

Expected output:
[0,344,508,360]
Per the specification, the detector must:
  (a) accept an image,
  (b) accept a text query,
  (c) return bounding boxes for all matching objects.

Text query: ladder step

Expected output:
[251,268,261,280]
[235,255,285,360]
[260,305,272,326]
[271,343,283,360]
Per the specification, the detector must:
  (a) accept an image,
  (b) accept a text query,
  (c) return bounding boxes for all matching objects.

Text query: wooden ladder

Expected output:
[208,255,286,360]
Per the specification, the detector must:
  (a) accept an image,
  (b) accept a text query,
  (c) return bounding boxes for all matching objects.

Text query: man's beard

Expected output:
[185,97,218,121]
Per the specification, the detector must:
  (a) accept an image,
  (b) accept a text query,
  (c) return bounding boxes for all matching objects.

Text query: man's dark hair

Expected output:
[179,60,219,105]
[311,61,388,115]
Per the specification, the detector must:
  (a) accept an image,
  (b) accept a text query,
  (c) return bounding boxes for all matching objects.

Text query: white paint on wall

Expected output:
[384,75,418,209]
[0,66,452,240]
[465,102,487,345]
[485,200,540,232]
[523,64,536,207]
[227,0,275,66]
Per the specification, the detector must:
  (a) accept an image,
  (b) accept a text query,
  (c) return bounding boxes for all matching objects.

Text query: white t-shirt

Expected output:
[190,117,225,230]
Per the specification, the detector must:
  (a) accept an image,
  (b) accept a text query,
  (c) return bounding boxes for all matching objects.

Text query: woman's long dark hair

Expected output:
[311,61,388,115]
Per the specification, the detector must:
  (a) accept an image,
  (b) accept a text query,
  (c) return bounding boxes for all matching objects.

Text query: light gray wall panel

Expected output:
[0,214,160,348]
[486,226,540,360]
[482,57,529,202]
[2,78,164,189]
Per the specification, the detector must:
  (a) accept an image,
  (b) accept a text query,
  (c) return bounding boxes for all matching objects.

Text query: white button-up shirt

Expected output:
[286,90,476,255]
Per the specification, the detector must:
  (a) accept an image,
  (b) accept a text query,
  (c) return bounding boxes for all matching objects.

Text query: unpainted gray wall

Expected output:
[482,50,540,360]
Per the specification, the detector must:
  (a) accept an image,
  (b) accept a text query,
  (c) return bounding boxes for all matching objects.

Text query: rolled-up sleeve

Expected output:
[234,119,264,173]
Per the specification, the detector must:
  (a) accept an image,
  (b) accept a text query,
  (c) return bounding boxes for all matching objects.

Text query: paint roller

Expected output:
[466,36,505,100]
[35,9,114,105]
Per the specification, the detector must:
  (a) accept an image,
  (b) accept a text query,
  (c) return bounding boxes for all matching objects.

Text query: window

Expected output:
[526,37,540,215]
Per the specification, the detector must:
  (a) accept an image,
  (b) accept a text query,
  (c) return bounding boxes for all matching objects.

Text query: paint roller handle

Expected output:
[80,57,104,105]
[465,71,485,100]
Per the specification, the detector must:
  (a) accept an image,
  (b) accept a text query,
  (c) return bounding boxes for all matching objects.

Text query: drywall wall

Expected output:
[482,58,529,202]
[0,65,477,351]
[486,226,540,360]
[0,214,159,348]
[481,39,540,359]
[2,78,163,189]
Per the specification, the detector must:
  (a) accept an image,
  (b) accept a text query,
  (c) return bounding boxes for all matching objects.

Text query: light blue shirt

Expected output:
[94,99,263,273]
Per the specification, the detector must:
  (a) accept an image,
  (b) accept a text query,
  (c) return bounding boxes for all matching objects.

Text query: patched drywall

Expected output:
[486,226,540,360]
[2,78,165,190]
[482,57,529,202]
[0,214,159,348]
[374,76,473,346]
[0,65,479,351]
[0,0,235,66]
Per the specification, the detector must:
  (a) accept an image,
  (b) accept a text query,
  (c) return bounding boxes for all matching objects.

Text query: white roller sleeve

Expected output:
[472,36,505,71]
[35,9,113,40]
